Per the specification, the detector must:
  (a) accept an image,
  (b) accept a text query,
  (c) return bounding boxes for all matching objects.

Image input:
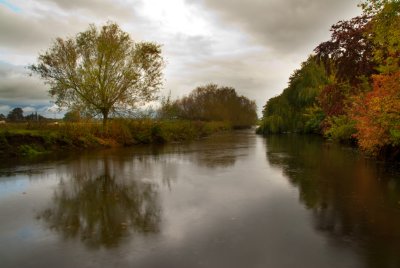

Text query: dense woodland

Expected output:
[257,0,400,158]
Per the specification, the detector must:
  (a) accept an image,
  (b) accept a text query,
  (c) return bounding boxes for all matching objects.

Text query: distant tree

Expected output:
[25,112,38,121]
[30,22,164,127]
[63,110,81,122]
[158,93,179,120]
[0,113,5,120]
[164,84,257,128]
[25,112,47,121]
[7,107,24,122]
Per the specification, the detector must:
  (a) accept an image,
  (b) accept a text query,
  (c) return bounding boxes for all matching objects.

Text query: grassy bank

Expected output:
[0,120,231,158]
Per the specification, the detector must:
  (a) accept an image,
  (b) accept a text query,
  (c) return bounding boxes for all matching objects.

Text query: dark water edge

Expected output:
[1,130,400,268]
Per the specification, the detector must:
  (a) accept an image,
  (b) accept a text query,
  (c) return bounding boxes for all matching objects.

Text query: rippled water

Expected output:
[1,130,400,268]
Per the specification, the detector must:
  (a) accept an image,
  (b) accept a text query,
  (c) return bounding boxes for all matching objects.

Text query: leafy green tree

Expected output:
[303,105,325,134]
[258,56,329,134]
[367,0,400,73]
[30,22,164,127]
[63,110,81,122]
[323,115,357,142]
[7,107,24,122]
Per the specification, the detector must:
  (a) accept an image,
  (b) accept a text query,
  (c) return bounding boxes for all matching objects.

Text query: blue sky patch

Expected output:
[0,0,22,13]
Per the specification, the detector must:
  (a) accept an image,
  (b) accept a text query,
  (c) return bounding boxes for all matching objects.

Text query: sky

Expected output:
[0,0,361,117]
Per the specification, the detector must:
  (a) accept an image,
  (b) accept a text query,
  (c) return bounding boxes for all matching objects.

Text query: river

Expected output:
[1,130,400,268]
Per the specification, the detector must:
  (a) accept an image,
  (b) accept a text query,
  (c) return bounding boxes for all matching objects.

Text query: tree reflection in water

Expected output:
[37,156,160,249]
[266,134,400,268]
[166,130,251,169]
[36,131,249,250]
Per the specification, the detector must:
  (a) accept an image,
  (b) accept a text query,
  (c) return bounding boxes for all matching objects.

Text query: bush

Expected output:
[323,115,357,142]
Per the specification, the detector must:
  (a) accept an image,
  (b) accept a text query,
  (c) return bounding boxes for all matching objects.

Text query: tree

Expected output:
[351,71,400,155]
[258,57,329,134]
[165,84,258,128]
[7,107,24,122]
[367,0,400,73]
[158,92,179,120]
[30,22,164,127]
[25,112,46,121]
[63,110,81,122]
[25,113,37,121]
[317,82,350,117]
[314,15,376,85]
[359,0,390,16]
[0,114,5,120]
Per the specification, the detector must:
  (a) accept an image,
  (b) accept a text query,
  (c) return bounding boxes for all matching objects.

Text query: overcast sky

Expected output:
[0,0,361,117]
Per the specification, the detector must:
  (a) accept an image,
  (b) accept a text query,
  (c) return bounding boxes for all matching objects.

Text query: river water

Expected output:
[1,130,400,268]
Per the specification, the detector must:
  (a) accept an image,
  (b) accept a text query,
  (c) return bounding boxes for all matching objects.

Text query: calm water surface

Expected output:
[1,130,400,268]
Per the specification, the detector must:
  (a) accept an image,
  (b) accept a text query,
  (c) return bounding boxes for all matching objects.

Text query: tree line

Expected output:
[158,84,258,128]
[0,107,49,122]
[258,0,400,158]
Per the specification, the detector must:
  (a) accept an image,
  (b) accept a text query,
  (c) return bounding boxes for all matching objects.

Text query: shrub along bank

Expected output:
[0,120,231,158]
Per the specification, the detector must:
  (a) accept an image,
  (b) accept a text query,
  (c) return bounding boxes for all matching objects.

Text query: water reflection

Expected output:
[37,156,160,249]
[187,133,246,168]
[34,132,251,250]
[266,134,400,268]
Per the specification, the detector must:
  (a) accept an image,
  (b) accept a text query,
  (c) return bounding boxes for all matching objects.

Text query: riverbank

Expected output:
[256,128,400,161]
[0,120,231,158]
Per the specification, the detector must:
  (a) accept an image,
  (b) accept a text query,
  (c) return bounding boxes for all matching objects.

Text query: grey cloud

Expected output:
[41,0,138,19]
[164,34,214,60]
[187,0,360,54]
[0,1,142,54]
[0,62,49,104]
[159,28,291,113]
[0,7,88,53]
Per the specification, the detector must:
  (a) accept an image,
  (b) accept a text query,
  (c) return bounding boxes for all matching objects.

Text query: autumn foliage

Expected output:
[258,0,400,158]
[314,15,376,85]
[352,72,400,154]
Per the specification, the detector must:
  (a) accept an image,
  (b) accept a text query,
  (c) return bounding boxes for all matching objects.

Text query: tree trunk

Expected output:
[102,111,108,129]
